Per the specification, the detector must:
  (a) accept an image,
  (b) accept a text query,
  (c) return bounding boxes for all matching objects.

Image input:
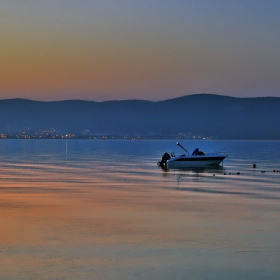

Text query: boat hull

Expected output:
[166,154,227,168]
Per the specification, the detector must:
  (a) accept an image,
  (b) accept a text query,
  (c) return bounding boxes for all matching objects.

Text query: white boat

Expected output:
[158,142,227,168]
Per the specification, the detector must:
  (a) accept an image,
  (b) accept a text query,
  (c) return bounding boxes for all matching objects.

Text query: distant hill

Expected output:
[0,94,280,139]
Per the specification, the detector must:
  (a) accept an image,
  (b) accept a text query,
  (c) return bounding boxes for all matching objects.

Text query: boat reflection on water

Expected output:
[160,165,227,186]
[160,164,225,173]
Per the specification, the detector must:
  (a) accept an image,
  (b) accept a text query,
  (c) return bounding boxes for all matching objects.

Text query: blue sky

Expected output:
[1,0,280,101]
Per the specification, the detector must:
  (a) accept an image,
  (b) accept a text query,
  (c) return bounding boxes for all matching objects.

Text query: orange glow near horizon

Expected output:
[1,1,280,101]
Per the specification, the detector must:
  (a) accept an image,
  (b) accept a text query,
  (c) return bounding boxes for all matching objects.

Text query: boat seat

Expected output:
[192,148,205,156]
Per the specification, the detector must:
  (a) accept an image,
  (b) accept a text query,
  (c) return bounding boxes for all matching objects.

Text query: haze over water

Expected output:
[0,139,280,279]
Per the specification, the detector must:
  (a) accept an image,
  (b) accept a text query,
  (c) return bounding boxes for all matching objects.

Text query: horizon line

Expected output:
[0,93,279,103]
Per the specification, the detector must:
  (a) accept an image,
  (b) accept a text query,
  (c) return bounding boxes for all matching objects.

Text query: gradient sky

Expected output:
[1,0,280,101]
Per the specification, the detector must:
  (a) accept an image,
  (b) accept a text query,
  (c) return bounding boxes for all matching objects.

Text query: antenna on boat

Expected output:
[176,142,189,155]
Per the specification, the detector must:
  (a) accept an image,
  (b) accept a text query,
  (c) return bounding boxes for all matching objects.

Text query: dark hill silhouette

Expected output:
[0,94,279,139]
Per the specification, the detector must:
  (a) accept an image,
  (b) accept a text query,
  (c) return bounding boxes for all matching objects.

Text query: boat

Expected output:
[158,142,228,168]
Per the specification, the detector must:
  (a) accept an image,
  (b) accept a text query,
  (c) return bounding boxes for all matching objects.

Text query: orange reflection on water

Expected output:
[1,171,280,279]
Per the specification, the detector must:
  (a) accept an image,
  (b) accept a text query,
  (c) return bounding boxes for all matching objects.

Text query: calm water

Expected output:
[0,139,280,280]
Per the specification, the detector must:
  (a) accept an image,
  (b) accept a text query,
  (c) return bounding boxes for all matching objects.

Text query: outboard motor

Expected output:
[158,152,171,168]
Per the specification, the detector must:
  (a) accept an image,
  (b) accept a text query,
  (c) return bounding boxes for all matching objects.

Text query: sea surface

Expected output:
[0,139,280,280]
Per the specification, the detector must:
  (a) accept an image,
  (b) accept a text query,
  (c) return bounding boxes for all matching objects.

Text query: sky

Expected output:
[1,0,280,101]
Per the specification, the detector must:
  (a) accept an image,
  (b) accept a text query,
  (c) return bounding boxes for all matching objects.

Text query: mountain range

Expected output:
[0,94,279,140]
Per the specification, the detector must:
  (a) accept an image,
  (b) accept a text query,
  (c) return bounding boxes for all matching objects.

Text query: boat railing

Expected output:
[203,152,227,156]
